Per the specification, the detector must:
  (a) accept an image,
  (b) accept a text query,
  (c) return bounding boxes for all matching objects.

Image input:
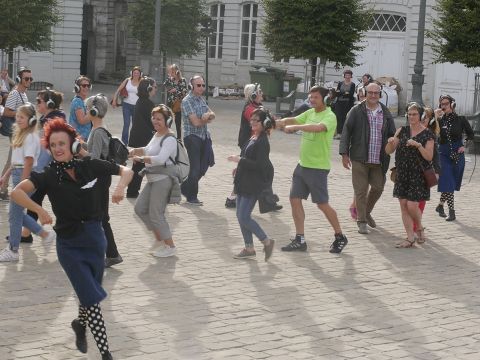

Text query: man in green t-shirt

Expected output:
[276,86,348,254]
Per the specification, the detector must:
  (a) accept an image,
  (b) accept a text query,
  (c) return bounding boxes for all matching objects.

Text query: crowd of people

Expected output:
[0,64,476,359]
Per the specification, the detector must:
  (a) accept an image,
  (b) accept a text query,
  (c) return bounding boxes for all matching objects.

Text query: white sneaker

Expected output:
[0,247,19,262]
[153,246,177,258]
[42,231,56,243]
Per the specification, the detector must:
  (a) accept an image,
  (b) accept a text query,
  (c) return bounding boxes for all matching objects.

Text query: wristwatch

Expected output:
[139,156,145,163]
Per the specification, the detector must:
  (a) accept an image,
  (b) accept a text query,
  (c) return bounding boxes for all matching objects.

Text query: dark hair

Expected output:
[137,77,155,98]
[37,89,63,109]
[363,73,373,83]
[343,70,353,77]
[251,108,276,133]
[18,67,31,78]
[309,85,329,100]
[42,117,78,149]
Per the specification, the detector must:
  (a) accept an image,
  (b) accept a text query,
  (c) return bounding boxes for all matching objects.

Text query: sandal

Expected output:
[416,227,426,244]
[395,238,415,248]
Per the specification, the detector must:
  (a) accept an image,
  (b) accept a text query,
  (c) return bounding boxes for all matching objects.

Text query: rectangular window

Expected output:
[209,4,225,59]
[240,3,258,60]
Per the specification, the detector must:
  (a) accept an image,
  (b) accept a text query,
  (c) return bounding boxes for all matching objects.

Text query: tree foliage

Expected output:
[428,0,480,68]
[128,0,209,57]
[0,0,61,51]
[261,0,371,68]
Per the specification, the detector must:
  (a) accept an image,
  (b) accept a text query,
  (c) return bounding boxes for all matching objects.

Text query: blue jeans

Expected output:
[9,168,43,250]
[236,194,267,247]
[181,135,205,201]
[121,102,135,145]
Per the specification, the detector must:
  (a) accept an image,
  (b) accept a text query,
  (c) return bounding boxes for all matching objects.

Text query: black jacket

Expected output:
[128,97,154,147]
[438,113,474,144]
[339,101,396,174]
[234,132,271,196]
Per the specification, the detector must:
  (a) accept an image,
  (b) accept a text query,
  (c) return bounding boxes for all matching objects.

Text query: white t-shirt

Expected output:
[11,132,41,167]
[123,79,139,105]
[143,134,177,183]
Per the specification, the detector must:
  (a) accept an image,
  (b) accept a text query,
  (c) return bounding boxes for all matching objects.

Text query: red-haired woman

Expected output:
[11,118,133,360]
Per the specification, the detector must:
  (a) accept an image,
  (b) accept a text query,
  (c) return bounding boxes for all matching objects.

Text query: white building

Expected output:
[3,0,479,114]
[179,0,479,114]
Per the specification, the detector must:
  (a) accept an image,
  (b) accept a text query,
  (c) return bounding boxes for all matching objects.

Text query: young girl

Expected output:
[0,103,55,262]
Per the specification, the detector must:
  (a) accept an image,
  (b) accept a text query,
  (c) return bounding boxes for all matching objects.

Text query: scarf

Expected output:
[50,158,77,183]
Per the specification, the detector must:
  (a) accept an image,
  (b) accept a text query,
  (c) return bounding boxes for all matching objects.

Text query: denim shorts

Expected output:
[290,164,330,204]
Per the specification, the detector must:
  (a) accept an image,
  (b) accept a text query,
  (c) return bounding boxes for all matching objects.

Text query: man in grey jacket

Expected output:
[339,82,396,234]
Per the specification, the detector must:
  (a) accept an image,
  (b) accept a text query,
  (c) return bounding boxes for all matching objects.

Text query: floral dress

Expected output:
[393,126,435,201]
[163,77,188,109]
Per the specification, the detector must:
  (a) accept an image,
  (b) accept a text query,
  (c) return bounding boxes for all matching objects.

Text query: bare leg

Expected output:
[317,203,342,234]
[290,197,305,234]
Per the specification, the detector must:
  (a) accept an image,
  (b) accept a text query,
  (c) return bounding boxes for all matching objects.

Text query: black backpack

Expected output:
[95,127,129,165]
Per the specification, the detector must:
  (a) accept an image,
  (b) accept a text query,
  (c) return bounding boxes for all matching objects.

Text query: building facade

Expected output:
[3,0,478,114]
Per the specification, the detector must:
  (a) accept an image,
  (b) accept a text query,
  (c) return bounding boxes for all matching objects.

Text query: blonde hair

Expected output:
[11,104,38,148]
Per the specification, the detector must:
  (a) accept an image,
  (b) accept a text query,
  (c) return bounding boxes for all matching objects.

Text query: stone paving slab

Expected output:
[1,86,480,359]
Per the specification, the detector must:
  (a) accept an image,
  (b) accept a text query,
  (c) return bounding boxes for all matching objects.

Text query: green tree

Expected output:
[128,0,208,57]
[0,0,61,51]
[428,0,480,67]
[261,0,371,86]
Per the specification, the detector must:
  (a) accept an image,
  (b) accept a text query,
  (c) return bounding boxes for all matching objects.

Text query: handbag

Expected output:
[119,85,128,99]
[390,167,397,183]
[422,167,438,188]
[172,99,182,113]
[416,154,438,188]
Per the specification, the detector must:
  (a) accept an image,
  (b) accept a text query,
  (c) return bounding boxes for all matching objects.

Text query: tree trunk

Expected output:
[309,57,318,88]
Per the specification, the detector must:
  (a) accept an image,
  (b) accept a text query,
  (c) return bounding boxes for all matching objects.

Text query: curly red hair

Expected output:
[42,117,78,149]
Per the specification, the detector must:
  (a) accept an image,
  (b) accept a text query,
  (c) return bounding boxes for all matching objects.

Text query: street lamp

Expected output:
[200,16,213,103]
[152,0,162,103]
[411,0,427,105]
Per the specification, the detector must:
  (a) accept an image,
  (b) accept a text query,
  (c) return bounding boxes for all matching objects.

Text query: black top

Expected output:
[438,113,474,144]
[234,132,271,196]
[128,97,155,147]
[30,158,120,238]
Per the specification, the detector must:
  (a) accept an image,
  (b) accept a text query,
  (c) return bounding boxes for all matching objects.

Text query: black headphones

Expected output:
[251,83,260,100]
[45,87,56,109]
[188,75,205,90]
[439,94,456,109]
[74,76,92,93]
[147,79,154,92]
[16,67,31,83]
[24,103,37,127]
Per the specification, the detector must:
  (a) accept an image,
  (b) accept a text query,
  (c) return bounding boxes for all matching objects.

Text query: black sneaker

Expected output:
[329,234,348,254]
[281,238,307,252]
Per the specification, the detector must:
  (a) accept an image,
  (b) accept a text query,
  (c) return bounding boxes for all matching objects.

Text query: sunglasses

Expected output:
[80,83,91,88]
[23,77,33,82]
[195,84,206,88]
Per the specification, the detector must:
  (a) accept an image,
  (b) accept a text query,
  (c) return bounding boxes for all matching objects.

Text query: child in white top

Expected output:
[0,103,55,262]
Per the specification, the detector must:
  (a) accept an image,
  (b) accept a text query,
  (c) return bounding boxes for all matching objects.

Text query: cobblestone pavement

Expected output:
[1,86,479,359]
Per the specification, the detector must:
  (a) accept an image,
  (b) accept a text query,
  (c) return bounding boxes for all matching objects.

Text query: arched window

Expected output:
[370,13,406,32]
[209,4,225,59]
[240,3,258,60]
